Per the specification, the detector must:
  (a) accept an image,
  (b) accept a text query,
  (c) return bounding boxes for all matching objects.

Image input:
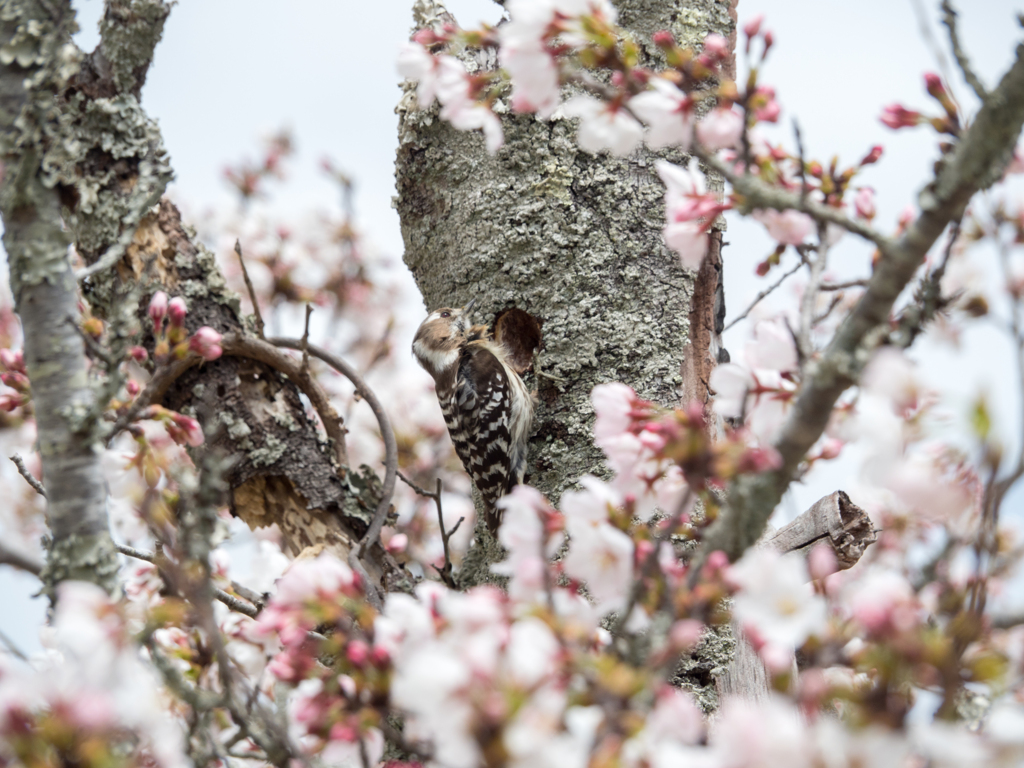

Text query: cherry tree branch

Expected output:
[704,42,1024,560]
[941,1,988,101]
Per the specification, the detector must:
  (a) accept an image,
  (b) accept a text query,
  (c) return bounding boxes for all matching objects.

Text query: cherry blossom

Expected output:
[752,208,815,245]
[563,95,644,156]
[728,548,826,670]
[695,106,745,151]
[188,326,223,361]
[655,158,723,269]
[629,77,694,149]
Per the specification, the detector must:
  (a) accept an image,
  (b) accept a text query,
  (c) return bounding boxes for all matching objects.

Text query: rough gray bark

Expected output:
[0,0,119,597]
[0,0,406,598]
[396,0,734,532]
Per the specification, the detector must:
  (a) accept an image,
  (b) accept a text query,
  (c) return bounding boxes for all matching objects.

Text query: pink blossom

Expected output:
[880,104,923,129]
[188,326,223,361]
[695,106,744,151]
[128,345,148,362]
[629,78,694,150]
[167,297,187,327]
[591,382,637,441]
[752,208,815,245]
[386,533,408,553]
[713,696,811,768]
[148,291,168,326]
[854,186,876,220]
[434,56,505,153]
[0,348,24,372]
[563,95,644,157]
[664,220,709,271]
[862,347,921,414]
[703,33,730,59]
[170,413,204,447]
[492,485,564,603]
[728,548,826,666]
[655,158,720,269]
[843,569,917,636]
[499,0,561,117]
[808,543,838,581]
[397,42,441,108]
[670,619,705,652]
[561,477,633,614]
[743,14,764,37]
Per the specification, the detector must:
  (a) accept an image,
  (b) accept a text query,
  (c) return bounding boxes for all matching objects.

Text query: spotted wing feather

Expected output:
[441,343,514,532]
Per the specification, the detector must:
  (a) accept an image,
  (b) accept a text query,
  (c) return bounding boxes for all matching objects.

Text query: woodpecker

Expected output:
[412,300,534,533]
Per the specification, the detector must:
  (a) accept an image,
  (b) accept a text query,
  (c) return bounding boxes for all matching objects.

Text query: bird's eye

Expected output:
[440,311,451,318]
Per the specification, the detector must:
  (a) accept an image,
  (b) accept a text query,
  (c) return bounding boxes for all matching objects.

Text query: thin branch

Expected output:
[909,0,964,117]
[0,541,42,576]
[941,0,988,101]
[9,453,46,497]
[703,44,1024,561]
[797,225,831,362]
[300,304,313,378]
[819,278,868,291]
[793,120,809,205]
[0,626,28,661]
[723,258,804,332]
[613,488,693,636]
[694,147,895,254]
[268,339,397,562]
[66,316,119,369]
[234,240,266,338]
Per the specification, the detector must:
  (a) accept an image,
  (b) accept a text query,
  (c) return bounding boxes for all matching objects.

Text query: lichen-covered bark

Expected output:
[0,0,119,597]
[1,0,402,593]
[396,0,736,704]
[396,0,733,522]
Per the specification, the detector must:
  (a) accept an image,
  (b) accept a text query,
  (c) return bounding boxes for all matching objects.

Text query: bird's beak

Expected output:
[463,298,478,314]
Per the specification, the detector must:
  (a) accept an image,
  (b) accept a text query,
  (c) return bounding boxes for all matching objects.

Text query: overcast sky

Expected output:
[1,0,1021,654]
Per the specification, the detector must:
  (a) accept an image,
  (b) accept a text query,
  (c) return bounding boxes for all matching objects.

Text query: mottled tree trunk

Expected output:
[396,0,734,527]
[0,0,405,597]
[0,0,120,598]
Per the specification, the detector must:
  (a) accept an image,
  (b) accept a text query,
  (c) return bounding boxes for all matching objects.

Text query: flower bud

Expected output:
[126,380,141,397]
[148,291,168,327]
[853,187,876,220]
[128,346,149,363]
[703,33,729,59]
[652,30,676,48]
[880,104,922,129]
[168,297,187,327]
[386,533,408,554]
[188,327,223,361]
[0,348,25,373]
[742,14,763,37]
[860,144,883,166]
[923,72,946,98]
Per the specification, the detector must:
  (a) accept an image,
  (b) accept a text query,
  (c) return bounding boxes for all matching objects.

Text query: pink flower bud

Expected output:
[860,145,883,166]
[171,413,204,447]
[167,297,187,327]
[743,14,763,37]
[386,533,408,554]
[670,619,705,651]
[853,187,876,220]
[808,543,838,580]
[923,72,946,98]
[652,30,675,48]
[0,348,24,373]
[0,393,22,412]
[148,291,168,327]
[818,437,843,460]
[128,346,148,363]
[346,639,370,667]
[898,204,916,228]
[126,380,141,397]
[188,327,223,361]
[880,104,922,129]
[703,33,729,59]
[763,30,774,50]
[371,645,391,668]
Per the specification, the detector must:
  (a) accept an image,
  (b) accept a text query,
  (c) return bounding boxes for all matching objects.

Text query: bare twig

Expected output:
[819,278,868,291]
[941,0,988,101]
[797,225,831,362]
[0,626,28,661]
[300,304,313,378]
[268,338,398,571]
[9,453,46,498]
[793,120,809,205]
[66,316,119,369]
[723,258,805,332]
[614,488,693,636]
[401,476,463,589]
[234,239,266,339]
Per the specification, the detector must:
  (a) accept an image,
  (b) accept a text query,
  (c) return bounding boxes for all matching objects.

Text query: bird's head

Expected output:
[412,299,477,377]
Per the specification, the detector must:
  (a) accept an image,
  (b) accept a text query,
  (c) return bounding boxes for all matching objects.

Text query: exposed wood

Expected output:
[717,491,877,701]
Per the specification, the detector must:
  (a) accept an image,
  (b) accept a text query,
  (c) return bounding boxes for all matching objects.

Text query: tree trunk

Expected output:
[0,0,406,598]
[0,0,120,599]
[395,0,735,568]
